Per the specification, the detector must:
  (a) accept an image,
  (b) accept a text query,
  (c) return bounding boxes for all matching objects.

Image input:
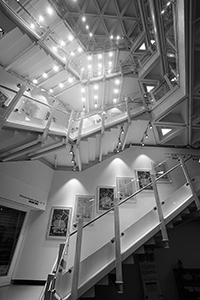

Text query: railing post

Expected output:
[71,217,83,300]
[178,156,200,209]
[114,197,123,293]
[150,165,169,247]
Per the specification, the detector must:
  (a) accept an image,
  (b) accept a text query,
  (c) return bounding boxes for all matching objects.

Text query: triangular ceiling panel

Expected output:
[116,0,128,11]
[103,18,118,33]
[123,1,137,18]
[155,126,186,144]
[122,20,135,34]
[164,136,185,146]
[103,0,117,16]
[113,22,123,37]
[155,100,187,125]
[96,0,108,10]
[85,1,98,14]
[94,22,107,36]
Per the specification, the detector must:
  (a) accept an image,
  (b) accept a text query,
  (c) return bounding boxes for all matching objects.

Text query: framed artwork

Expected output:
[0,88,10,107]
[135,170,153,191]
[46,206,72,239]
[74,195,95,224]
[116,177,136,203]
[153,162,172,183]
[97,186,115,212]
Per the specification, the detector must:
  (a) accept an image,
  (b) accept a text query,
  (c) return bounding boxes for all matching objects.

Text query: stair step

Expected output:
[123,254,134,265]
[134,246,145,254]
[80,286,95,298]
[96,275,109,285]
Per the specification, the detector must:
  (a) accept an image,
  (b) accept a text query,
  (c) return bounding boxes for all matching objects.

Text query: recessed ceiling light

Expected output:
[59,83,64,88]
[53,65,59,72]
[60,40,66,47]
[113,98,117,103]
[42,72,48,78]
[88,55,92,61]
[33,79,38,84]
[89,32,93,37]
[107,69,111,74]
[30,23,35,29]
[49,88,53,93]
[109,52,113,57]
[110,35,114,40]
[114,89,119,94]
[86,25,89,30]
[94,95,98,99]
[82,16,86,22]
[39,15,44,22]
[98,63,102,68]
[98,54,102,59]
[116,35,120,40]
[81,87,85,93]
[47,7,53,15]
[63,57,66,61]
[70,51,75,56]
[108,61,112,66]
[78,47,82,52]
[68,77,73,83]
[82,97,86,102]
[115,79,120,85]
[94,104,98,108]
[68,34,74,41]
[94,84,98,90]
[88,64,92,69]
[52,46,57,52]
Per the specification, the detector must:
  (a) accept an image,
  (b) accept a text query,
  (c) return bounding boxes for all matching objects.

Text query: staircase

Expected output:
[39,164,200,300]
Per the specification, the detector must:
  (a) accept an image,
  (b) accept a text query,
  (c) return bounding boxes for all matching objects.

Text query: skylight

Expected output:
[161,128,172,136]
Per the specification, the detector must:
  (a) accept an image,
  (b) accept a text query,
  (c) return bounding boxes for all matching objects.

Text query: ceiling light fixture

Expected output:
[68,34,74,41]
[49,88,53,93]
[42,72,48,78]
[82,16,86,22]
[59,83,64,88]
[33,79,38,84]
[53,65,59,72]
[47,7,53,15]
[39,15,44,22]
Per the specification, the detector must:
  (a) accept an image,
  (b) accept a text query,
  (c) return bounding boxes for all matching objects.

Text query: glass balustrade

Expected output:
[39,157,197,300]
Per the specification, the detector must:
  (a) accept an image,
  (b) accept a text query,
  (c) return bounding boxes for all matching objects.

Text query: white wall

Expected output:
[0,161,54,210]
[12,145,200,281]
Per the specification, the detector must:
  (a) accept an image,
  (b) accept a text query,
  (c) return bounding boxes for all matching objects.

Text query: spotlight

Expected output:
[69,145,74,155]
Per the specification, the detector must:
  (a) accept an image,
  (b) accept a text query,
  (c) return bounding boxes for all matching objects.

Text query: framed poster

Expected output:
[153,162,172,183]
[135,170,153,191]
[74,195,95,224]
[0,88,10,107]
[46,207,72,239]
[116,177,136,203]
[97,186,115,212]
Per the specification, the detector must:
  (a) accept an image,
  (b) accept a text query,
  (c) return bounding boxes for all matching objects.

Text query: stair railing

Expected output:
[40,156,196,300]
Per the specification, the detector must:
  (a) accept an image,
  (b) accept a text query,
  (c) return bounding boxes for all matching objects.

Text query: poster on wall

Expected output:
[46,206,72,239]
[135,170,153,191]
[116,177,136,203]
[74,195,95,225]
[153,162,172,183]
[97,186,115,213]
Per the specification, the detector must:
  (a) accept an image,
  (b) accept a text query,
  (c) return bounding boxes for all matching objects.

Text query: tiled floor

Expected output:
[0,284,44,300]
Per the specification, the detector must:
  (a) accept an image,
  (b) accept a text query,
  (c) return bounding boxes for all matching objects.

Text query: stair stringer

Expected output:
[54,184,194,300]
